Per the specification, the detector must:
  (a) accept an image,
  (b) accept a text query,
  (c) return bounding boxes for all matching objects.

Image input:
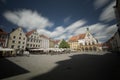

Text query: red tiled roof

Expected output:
[0,29,7,35]
[54,40,60,44]
[69,33,86,42]
[26,30,35,36]
[78,33,86,39]
[69,36,78,42]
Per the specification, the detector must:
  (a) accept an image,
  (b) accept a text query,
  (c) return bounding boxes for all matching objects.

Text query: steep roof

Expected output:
[78,33,86,39]
[54,40,60,44]
[0,28,7,35]
[69,33,86,42]
[69,36,78,42]
[26,30,36,36]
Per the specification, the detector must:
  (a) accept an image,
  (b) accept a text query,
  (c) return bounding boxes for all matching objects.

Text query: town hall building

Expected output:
[68,28,101,51]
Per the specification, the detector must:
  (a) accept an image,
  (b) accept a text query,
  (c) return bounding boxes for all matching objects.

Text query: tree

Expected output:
[59,39,70,48]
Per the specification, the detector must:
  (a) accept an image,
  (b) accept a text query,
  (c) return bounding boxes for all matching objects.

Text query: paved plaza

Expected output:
[0,52,120,80]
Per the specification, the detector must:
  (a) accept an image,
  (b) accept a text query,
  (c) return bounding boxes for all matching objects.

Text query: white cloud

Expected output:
[35,19,117,43]
[94,0,109,9]
[45,19,86,40]
[54,34,66,40]
[37,29,52,37]
[99,1,116,22]
[51,26,65,37]
[3,9,53,31]
[74,23,106,35]
[89,24,117,42]
[65,20,86,33]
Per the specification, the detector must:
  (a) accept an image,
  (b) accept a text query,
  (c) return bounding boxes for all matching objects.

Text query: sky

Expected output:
[0,0,117,43]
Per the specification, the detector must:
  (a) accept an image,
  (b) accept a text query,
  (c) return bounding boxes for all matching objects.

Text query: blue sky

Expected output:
[0,0,117,43]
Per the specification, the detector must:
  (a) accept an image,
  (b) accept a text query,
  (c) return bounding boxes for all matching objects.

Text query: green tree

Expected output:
[59,39,70,48]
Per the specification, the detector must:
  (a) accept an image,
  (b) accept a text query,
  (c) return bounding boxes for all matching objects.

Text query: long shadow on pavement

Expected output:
[30,52,120,80]
[0,58,29,79]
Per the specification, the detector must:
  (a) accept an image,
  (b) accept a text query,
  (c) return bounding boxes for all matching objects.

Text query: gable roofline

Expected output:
[9,27,23,34]
[26,29,36,36]
[0,28,7,35]
[69,33,86,42]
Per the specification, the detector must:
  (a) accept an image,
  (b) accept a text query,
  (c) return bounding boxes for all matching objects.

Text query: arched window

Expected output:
[89,47,92,51]
[93,46,96,51]
[85,47,88,51]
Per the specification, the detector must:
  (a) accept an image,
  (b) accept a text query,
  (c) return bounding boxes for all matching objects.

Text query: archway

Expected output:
[89,47,92,51]
[93,46,96,51]
[85,47,88,52]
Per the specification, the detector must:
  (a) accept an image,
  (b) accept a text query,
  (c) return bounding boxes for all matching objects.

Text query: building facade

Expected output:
[0,28,8,48]
[54,40,62,48]
[49,38,55,48]
[68,36,79,50]
[106,0,120,52]
[26,30,41,49]
[40,35,49,49]
[7,27,27,50]
[69,28,100,51]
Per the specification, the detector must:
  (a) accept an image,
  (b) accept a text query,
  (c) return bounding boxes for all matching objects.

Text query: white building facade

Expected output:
[7,27,27,50]
[69,28,100,51]
[40,35,49,49]
[26,30,41,49]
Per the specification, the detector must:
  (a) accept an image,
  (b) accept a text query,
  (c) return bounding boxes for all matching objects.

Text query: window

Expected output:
[18,41,20,44]
[31,39,33,42]
[13,36,16,39]
[30,44,32,47]
[23,37,25,40]
[11,45,14,48]
[12,40,15,43]
[23,42,25,44]
[19,37,21,39]
[28,38,30,41]
[18,45,20,48]
[27,44,29,46]
[20,33,22,36]
[22,46,24,48]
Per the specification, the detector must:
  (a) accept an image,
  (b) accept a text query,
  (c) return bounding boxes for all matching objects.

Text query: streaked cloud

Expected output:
[3,9,54,31]
[70,23,117,43]
[38,19,87,40]
[65,20,86,34]
[94,0,109,9]
[37,29,51,37]
[36,19,117,43]
[51,26,65,37]
[3,9,117,43]
[99,1,116,22]
[89,24,117,42]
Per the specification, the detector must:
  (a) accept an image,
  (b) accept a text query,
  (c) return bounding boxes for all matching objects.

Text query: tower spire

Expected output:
[86,27,89,31]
